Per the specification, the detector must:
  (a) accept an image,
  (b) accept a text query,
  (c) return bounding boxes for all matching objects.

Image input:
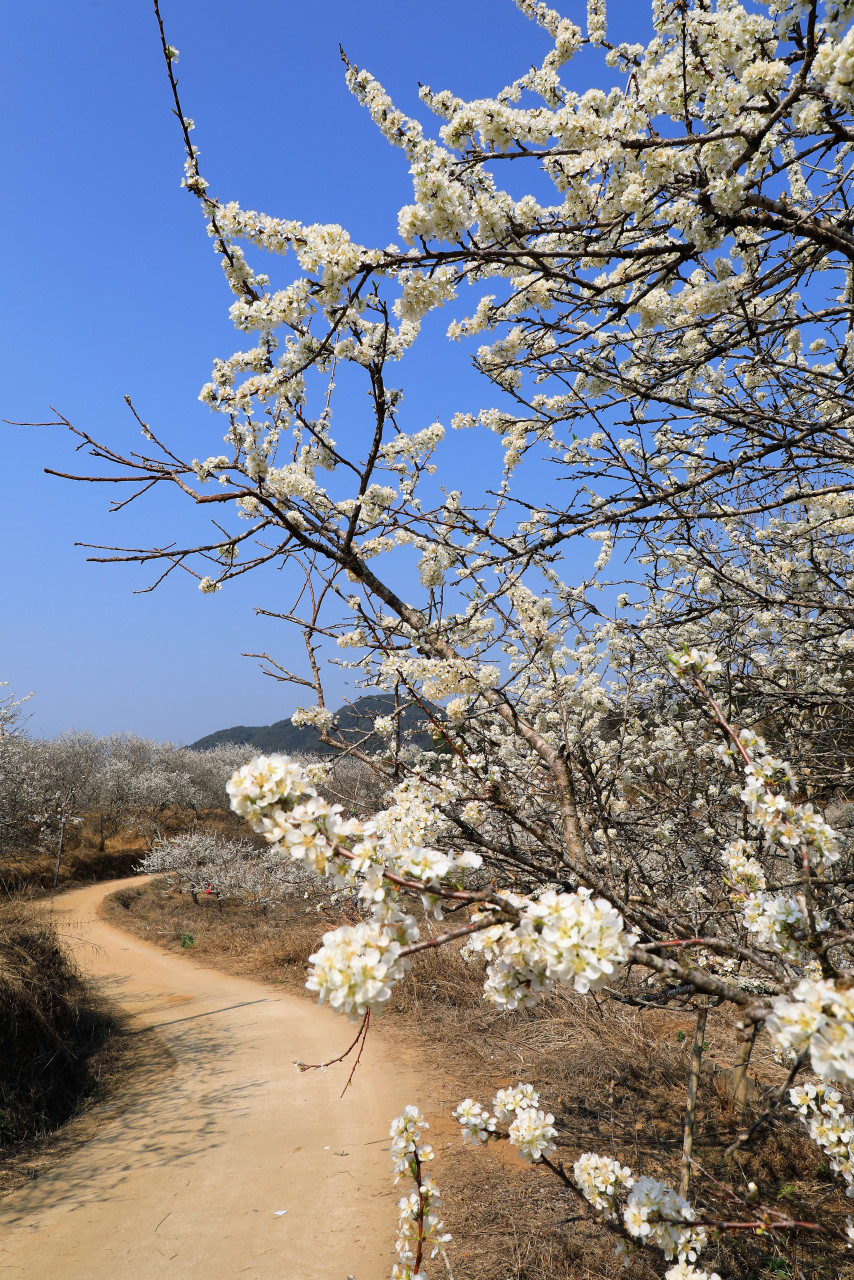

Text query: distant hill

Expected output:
[189,694,443,755]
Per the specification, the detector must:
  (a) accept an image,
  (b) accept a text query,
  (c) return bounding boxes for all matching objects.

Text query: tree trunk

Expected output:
[53,815,66,890]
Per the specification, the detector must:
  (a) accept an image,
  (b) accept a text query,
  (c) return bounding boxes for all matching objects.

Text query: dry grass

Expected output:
[102,876,339,984]
[0,902,122,1152]
[104,879,854,1280]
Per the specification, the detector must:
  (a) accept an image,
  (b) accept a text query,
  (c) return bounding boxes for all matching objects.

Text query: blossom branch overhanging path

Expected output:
[33,0,854,1271]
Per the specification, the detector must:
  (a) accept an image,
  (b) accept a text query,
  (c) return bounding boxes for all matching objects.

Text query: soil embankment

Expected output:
[0,876,424,1280]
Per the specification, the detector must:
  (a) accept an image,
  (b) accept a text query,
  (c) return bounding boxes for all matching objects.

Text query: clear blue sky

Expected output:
[1,0,650,742]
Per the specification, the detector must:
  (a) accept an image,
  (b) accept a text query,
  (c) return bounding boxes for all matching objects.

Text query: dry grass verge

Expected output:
[103,878,854,1280]
[0,899,167,1197]
[0,903,115,1145]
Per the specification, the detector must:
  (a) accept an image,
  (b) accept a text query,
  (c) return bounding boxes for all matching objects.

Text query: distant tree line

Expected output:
[0,694,252,886]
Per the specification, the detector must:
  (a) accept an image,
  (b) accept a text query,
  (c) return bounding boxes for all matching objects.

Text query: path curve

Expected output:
[0,877,423,1280]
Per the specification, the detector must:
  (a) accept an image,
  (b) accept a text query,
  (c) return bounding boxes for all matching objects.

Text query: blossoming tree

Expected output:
[48,0,854,1273]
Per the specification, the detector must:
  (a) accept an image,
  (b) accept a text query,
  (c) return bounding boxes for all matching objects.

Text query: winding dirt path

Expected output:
[0,877,424,1279]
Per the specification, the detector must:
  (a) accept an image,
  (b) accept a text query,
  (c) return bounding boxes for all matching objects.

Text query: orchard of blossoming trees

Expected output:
[0,702,250,886]
[47,0,854,1273]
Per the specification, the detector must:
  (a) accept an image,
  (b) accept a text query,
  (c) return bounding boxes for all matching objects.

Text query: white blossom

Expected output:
[452,1099,497,1144]
[767,980,854,1085]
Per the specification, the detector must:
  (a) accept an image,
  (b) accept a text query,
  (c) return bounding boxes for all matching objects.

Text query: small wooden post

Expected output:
[680,1003,708,1199]
[731,1022,759,1117]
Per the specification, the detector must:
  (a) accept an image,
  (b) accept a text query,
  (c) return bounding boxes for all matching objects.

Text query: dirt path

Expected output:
[0,877,425,1280]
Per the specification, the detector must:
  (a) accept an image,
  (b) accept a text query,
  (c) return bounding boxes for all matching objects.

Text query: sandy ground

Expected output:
[0,877,425,1280]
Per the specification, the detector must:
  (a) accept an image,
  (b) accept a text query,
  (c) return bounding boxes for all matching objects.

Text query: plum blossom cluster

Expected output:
[389,1106,450,1280]
[667,649,723,682]
[622,1177,708,1265]
[507,582,555,650]
[721,840,766,897]
[700,709,854,1084]
[452,1098,496,1145]
[305,916,417,1017]
[227,753,638,1018]
[740,891,809,954]
[574,1155,714,1274]
[790,1081,854,1196]
[227,755,315,824]
[767,979,854,1085]
[573,1152,633,1218]
[736,732,840,873]
[722,838,809,954]
[464,887,638,1007]
[699,717,842,979]
[371,771,466,848]
[453,1083,556,1163]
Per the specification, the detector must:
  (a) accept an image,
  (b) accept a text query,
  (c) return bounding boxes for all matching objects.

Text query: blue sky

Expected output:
[1,0,651,742]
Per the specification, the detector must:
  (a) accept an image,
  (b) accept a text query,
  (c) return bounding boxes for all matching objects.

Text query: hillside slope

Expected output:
[189,693,442,755]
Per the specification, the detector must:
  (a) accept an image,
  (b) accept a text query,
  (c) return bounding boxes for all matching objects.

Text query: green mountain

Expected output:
[189,694,443,754]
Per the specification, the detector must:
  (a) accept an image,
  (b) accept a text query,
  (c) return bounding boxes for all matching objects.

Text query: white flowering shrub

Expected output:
[0,682,30,741]
[0,684,43,862]
[138,829,314,907]
[0,728,104,882]
[55,0,854,1270]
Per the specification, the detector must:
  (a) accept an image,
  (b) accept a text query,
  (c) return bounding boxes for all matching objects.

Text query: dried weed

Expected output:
[0,901,119,1150]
